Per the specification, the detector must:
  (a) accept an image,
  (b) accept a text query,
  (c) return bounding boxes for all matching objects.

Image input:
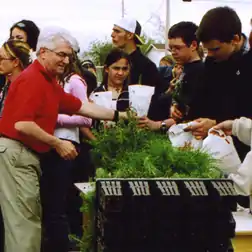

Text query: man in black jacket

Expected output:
[168,22,205,121]
[138,21,204,130]
[179,6,252,161]
[111,17,161,88]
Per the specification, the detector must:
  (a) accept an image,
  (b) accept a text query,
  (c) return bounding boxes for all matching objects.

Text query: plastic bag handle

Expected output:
[208,128,230,144]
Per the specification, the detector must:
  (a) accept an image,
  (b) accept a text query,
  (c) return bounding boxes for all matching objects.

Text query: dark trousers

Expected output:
[67,142,95,240]
[40,150,74,252]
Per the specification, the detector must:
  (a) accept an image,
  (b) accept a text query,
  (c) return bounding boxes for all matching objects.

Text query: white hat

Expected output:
[114,17,144,45]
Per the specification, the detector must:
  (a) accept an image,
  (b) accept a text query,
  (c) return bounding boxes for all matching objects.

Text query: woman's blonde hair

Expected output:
[3,40,31,69]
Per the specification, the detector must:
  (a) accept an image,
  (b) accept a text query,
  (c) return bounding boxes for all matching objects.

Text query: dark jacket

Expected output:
[0,75,5,93]
[188,50,252,160]
[174,60,205,121]
[157,65,174,93]
[147,65,174,121]
[129,48,162,89]
[148,60,204,121]
[188,50,251,121]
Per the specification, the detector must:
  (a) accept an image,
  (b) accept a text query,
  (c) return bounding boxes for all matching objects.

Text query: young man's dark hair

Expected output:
[196,6,241,43]
[168,21,199,47]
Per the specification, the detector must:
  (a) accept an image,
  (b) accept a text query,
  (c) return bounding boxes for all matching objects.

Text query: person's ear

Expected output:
[104,65,109,73]
[39,48,47,59]
[127,32,134,40]
[232,34,240,46]
[13,58,20,68]
[190,40,198,51]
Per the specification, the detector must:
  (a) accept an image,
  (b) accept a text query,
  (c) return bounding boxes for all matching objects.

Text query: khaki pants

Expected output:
[0,137,41,252]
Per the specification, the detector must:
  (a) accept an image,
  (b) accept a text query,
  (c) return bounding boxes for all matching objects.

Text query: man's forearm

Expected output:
[15,121,60,148]
[76,102,115,121]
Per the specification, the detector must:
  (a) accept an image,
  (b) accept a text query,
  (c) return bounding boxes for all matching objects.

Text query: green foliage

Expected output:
[91,118,221,179]
[172,78,190,118]
[74,190,96,252]
[138,34,156,55]
[85,39,113,66]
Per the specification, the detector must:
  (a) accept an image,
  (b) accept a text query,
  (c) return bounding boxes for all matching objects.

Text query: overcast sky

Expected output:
[0,0,251,52]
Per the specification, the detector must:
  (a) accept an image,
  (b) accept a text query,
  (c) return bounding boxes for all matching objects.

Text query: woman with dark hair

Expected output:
[9,19,40,51]
[81,59,96,76]
[90,48,130,113]
[80,59,98,95]
[0,39,31,252]
[0,20,40,93]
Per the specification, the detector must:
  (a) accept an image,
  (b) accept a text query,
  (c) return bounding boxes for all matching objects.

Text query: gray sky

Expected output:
[0,0,252,52]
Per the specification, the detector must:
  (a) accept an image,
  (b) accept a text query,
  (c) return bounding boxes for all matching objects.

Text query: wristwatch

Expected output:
[160,121,167,133]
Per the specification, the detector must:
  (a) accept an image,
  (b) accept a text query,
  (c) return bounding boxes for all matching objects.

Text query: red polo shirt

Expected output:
[0,60,82,153]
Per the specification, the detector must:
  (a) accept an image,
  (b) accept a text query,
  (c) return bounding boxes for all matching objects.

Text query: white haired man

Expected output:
[0,27,127,252]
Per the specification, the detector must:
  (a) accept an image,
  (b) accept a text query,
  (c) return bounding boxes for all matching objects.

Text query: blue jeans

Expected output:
[40,149,74,252]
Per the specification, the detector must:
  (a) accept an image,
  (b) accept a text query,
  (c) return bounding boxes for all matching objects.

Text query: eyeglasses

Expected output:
[167,44,188,52]
[0,56,15,63]
[207,47,221,52]
[46,48,73,61]
[111,66,129,71]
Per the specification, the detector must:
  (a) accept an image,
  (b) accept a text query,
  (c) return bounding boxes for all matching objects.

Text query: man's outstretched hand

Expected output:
[184,118,216,139]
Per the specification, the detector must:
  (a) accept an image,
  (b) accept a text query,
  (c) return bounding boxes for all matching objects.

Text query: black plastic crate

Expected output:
[96,179,237,213]
[95,178,237,252]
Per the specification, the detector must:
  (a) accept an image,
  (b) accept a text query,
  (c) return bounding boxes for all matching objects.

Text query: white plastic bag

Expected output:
[128,85,155,116]
[202,129,241,174]
[90,91,115,127]
[90,91,113,109]
[168,122,203,149]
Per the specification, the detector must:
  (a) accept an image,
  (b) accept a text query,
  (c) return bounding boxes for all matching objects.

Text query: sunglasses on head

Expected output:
[16,22,26,28]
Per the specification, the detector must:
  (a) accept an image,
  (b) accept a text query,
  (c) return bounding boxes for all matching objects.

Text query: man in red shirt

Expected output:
[0,27,125,252]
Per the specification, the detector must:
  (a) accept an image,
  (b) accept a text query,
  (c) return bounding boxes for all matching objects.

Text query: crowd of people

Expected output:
[0,5,252,252]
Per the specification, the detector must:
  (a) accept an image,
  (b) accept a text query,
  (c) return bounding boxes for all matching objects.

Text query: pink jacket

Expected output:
[57,74,92,127]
